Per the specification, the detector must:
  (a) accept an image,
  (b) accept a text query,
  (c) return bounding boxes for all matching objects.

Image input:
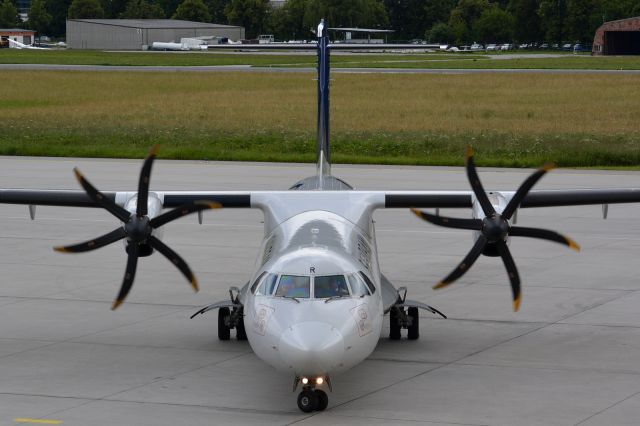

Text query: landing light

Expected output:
[316,377,324,385]
[301,377,309,385]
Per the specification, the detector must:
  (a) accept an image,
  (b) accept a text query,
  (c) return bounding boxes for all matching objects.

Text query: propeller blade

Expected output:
[136,145,159,217]
[495,240,521,312]
[465,147,496,217]
[147,235,198,292]
[54,227,126,253]
[149,201,222,229]
[434,235,487,290]
[112,243,140,310]
[74,168,131,222]
[501,163,555,220]
[411,208,482,231]
[510,226,580,251]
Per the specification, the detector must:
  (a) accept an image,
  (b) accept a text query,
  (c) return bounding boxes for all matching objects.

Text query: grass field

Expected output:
[2,49,640,70]
[2,70,640,168]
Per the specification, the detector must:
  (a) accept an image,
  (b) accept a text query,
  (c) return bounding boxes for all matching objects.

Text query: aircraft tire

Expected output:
[315,389,328,411]
[218,307,231,341]
[407,307,419,340]
[297,389,318,413]
[236,315,247,340]
[389,308,401,340]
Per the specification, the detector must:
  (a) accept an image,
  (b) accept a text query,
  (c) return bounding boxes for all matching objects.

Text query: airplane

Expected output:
[7,38,50,49]
[2,21,640,413]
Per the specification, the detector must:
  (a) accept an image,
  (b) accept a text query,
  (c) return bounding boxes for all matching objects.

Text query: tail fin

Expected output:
[316,19,331,177]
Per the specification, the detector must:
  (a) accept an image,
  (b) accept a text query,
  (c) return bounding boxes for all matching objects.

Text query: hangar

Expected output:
[592,16,640,55]
[66,19,245,50]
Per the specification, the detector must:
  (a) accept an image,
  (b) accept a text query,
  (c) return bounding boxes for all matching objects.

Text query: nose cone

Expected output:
[279,321,344,374]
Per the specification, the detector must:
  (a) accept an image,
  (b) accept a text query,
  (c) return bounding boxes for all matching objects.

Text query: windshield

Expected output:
[314,275,350,298]
[275,275,311,298]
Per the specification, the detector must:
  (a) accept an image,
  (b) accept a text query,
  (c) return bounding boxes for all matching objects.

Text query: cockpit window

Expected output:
[347,274,371,297]
[314,275,350,298]
[256,273,278,296]
[359,271,376,294]
[250,272,266,294]
[275,275,311,298]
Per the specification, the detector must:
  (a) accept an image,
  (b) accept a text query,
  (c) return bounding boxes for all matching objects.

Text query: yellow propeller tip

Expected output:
[148,144,160,156]
[111,299,124,311]
[196,201,222,210]
[191,279,199,292]
[53,246,67,253]
[568,239,581,252]
[513,297,521,312]
[542,162,556,172]
[464,146,474,161]
[433,281,448,290]
[410,208,421,217]
[73,168,83,181]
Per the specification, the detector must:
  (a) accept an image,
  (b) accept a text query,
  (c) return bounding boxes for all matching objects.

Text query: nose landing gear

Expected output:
[294,376,331,412]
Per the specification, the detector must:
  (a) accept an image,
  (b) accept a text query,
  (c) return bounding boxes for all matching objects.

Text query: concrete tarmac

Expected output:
[0,157,639,425]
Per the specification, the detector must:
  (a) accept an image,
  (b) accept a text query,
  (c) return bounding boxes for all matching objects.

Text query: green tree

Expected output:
[267,0,309,40]
[225,0,269,38]
[448,0,490,44]
[0,0,19,27]
[474,5,514,43]
[538,0,566,44]
[508,0,542,43]
[565,0,599,42]
[205,0,228,22]
[68,0,105,18]
[426,21,454,43]
[27,0,52,37]
[101,0,129,17]
[46,0,72,37]
[121,0,164,18]
[172,0,211,21]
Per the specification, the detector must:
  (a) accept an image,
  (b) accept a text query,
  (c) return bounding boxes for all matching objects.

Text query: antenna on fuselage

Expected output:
[316,19,331,178]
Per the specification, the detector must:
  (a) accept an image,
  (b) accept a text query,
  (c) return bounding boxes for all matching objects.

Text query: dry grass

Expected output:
[2,71,640,167]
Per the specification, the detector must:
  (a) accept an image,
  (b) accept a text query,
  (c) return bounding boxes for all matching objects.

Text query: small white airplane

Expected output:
[2,21,640,413]
[7,38,50,49]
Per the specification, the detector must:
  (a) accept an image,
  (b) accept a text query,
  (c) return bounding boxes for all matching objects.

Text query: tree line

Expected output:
[2,0,640,44]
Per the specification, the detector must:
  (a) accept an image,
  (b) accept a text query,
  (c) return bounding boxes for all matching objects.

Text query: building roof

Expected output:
[328,27,394,33]
[68,19,241,30]
[0,28,35,33]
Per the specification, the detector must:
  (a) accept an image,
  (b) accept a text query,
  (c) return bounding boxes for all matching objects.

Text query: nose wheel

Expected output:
[297,388,328,412]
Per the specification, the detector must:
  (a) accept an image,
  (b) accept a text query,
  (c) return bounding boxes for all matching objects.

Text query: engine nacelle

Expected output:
[122,192,165,257]
[471,191,516,257]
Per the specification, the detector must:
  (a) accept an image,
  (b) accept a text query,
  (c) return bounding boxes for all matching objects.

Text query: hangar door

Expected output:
[604,31,640,55]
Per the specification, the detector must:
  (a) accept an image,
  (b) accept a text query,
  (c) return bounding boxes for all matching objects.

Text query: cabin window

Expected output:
[275,275,311,298]
[314,275,350,298]
[347,274,370,297]
[359,271,376,294]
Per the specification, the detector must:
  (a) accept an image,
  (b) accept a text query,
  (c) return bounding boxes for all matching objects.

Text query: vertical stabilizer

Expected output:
[316,19,331,178]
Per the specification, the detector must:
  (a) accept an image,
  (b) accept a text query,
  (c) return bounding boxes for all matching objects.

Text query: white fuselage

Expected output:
[241,195,385,378]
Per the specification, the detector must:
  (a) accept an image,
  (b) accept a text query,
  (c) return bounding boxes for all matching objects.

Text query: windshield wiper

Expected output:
[324,295,350,304]
[280,295,300,303]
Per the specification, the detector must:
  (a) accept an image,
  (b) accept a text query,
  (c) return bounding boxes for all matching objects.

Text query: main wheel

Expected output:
[218,307,231,341]
[236,314,247,341]
[297,389,318,413]
[389,308,401,340]
[315,389,328,411]
[407,306,419,340]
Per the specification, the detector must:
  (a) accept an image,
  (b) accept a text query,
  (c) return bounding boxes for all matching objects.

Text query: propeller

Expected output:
[54,145,221,310]
[411,147,580,312]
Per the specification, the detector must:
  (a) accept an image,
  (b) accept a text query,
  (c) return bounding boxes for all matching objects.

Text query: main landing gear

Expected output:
[190,286,246,340]
[294,376,331,413]
[389,287,446,340]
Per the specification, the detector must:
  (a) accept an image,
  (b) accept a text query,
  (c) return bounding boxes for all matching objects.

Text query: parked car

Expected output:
[562,43,573,51]
[500,43,513,51]
[539,43,549,49]
[573,43,584,53]
[485,44,497,51]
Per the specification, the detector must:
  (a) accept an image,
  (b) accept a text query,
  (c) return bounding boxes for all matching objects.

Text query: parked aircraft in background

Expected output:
[1,21,640,413]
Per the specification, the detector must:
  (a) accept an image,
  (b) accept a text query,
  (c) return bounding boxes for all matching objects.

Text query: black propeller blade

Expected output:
[412,147,580,312]
[54,146,222,310]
